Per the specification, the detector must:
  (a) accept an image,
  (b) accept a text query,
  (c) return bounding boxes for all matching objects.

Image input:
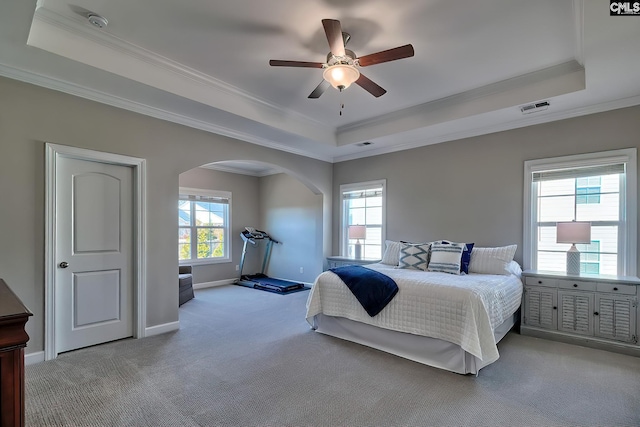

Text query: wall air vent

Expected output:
[520,101,550,114]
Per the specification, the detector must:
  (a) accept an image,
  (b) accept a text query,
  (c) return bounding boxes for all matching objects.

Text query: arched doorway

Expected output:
[177,160,325,293]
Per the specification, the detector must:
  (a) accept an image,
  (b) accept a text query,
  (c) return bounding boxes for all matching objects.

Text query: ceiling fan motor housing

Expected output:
[326,49,357,65]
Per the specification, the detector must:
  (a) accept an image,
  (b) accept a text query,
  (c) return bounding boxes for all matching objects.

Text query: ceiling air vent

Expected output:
[520,101,549,115]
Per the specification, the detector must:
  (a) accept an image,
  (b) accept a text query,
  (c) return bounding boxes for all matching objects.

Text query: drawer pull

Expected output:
[594,312,599,316]
[573,283,578,287]
[553,306,557,310]
[538,280,542,284]
[613,287,618,291]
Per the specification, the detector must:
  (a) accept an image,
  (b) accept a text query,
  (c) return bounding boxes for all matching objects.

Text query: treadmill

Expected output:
[235,227,305,293]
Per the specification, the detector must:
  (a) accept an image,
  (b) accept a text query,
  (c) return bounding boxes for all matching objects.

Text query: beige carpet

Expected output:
[26,285,640,426]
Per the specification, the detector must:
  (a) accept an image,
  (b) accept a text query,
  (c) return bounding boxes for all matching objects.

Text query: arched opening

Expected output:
[177,160,326,299]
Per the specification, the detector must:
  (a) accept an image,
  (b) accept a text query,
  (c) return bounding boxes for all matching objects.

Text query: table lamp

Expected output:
[348,225,366,259]
[556,221,591,275]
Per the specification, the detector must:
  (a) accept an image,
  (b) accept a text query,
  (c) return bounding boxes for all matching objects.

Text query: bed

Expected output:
[305,259,523,375]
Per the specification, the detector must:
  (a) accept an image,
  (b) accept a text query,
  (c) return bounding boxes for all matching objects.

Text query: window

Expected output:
[179,187,231,264]
[340,180,386,260]
[524,149,637,276]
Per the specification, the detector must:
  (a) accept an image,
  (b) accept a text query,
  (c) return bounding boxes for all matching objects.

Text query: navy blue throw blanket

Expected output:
[329,265,399,317]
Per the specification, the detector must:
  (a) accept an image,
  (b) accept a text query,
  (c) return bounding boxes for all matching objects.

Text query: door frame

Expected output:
[44,143,147,360]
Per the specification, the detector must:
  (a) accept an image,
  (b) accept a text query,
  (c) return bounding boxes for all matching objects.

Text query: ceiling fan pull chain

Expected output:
[339,102,345,116]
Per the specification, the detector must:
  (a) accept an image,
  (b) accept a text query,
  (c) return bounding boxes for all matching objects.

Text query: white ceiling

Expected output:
[1,1,639,165]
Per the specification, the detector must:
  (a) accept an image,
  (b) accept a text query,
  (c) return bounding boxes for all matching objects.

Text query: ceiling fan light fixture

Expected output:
[323,64,360,91]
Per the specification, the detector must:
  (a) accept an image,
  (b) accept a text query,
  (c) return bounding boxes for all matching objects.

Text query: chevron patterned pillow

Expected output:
[397,242,431,270]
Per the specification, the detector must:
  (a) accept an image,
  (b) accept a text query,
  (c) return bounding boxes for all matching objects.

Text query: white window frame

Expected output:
[179,187,232,265]
[523,148,637,275]
[339,179,386,259]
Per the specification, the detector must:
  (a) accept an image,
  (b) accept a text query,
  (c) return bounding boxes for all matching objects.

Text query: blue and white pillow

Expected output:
[433,240,475,274]
[428,241,465,274]
[397,242,431,270]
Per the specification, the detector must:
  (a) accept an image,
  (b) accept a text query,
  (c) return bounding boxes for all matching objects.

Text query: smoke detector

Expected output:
[520,101,549,115]
[87,13,108,29]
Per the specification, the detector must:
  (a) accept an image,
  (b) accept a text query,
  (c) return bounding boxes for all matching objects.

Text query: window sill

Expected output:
[179,258,231,266]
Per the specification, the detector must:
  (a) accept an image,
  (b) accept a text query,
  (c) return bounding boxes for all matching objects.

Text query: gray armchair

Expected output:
[179,265,194,306]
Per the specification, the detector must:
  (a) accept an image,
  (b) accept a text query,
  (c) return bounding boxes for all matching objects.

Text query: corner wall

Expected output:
[259,173,324,283]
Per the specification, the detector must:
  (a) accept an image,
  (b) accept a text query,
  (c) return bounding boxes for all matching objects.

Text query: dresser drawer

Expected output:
[557,279,596,291]
[525,276,556,287]
[596,282,637,295]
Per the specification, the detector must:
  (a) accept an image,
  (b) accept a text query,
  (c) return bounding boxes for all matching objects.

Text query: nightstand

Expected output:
[521,269,640,356]
[325,256,380,270]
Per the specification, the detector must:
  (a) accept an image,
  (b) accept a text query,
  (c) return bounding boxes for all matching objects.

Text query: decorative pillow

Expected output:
[435,240,475,274]
[397,242,431,270]
[468,245,518,275]
[428,241,464,275]
[460,243,475,274]
[381,240,402,266]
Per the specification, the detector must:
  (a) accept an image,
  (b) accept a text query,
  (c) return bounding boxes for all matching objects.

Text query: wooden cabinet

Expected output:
[522,270,639,355]
[325,256,380,270]
[0,279,32,427]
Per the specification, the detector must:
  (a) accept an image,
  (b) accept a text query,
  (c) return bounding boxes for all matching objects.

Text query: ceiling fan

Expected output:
[269,19,414,99]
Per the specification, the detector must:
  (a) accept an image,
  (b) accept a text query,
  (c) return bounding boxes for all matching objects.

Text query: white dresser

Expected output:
[521,270,640,355]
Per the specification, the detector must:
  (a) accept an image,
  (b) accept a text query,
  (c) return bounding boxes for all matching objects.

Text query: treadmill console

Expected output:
[242,227,269,242]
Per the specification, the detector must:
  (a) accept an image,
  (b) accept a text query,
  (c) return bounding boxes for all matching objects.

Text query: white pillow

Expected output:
[397,242,431,270]
[468,245,518,275]
[381,240,402,266]
[428,241,464,274]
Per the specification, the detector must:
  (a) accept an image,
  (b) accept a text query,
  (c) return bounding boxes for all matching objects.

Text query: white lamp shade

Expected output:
[348,225,366,240]
[556,221,591,244]
[323,64,360,90]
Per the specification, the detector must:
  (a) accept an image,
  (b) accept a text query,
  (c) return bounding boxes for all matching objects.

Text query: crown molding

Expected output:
[29,6,334,144]
[4,59,637,166]
[333,94,640,163]
[0,62,333,163]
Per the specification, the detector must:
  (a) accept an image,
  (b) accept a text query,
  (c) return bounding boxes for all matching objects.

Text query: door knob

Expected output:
[59,261,69,268]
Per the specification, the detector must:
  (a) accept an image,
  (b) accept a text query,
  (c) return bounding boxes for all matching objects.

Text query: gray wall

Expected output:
[259,173,324,283]
[333,105,640,268]
[0,76,332,355]
[178,167,261,284]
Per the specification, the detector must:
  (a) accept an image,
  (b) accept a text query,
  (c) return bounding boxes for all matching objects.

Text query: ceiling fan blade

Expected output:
[322,19,345,57]
[355,74,387,98]
[357,44,415,67]
[269,60,324,68]
[308,80,331,99]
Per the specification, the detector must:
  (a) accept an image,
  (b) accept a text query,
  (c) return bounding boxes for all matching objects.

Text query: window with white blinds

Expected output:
[524,149,637,275]
[179,187,231,264]
[340,180,386,259]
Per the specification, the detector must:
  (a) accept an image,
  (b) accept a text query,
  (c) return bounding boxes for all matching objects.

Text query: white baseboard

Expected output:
[25,351,45,365]
[145,321,180,337]
[193,278,235,290]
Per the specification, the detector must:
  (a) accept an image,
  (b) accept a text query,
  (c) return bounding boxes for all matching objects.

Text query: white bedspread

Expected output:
[306,263,522,364]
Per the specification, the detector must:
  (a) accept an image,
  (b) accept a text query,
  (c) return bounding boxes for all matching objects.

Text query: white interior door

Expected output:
[55,156,133,353]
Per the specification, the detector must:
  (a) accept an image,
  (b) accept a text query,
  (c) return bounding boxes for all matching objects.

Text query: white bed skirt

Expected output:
[311,311,518,375]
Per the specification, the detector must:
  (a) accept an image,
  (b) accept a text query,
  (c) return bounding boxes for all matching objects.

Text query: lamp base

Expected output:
[354,242,362,260]
[566,245,581,276]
